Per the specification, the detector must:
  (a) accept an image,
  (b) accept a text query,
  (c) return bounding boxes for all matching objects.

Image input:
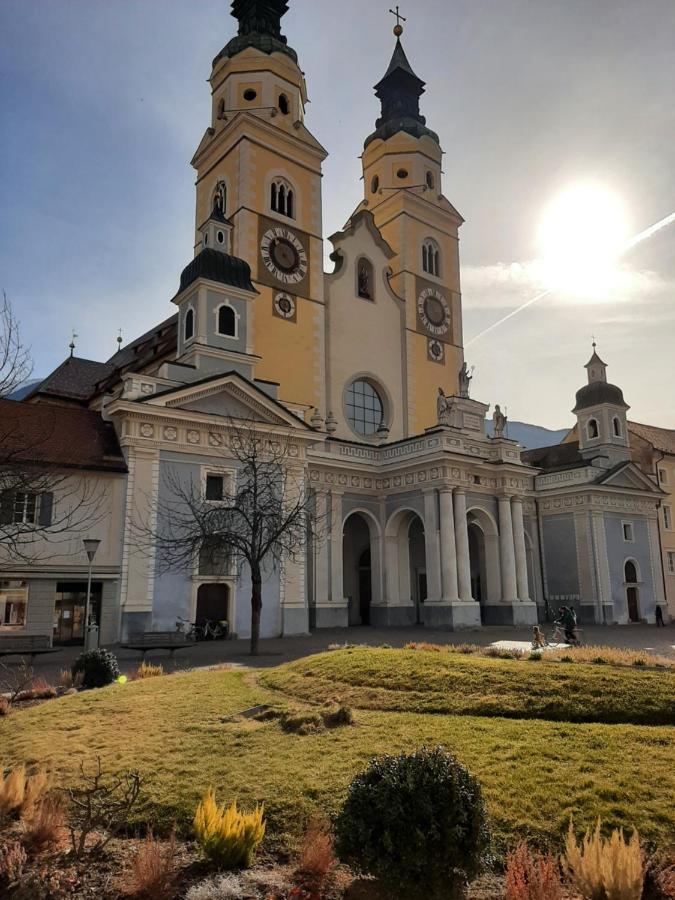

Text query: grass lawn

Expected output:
[261,647,675,725]
[1,655,674,853]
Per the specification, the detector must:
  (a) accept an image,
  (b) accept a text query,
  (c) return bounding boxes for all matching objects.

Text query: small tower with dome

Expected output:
[573,344,631,467]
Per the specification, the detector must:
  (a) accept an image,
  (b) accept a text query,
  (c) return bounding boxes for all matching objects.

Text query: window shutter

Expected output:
[38,492,54,526]
[0,492,14,525]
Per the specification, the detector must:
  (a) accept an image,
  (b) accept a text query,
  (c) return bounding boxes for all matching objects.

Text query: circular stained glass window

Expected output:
[345,379,385,437]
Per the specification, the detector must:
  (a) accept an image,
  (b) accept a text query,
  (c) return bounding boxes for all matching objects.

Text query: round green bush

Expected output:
[72,648,120,689]
[334,746,490,899]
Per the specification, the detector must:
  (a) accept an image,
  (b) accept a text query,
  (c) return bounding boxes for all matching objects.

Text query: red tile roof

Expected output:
[0,400,127,472]
[628,421,675,456]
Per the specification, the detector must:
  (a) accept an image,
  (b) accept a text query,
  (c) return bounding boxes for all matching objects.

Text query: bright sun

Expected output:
[535,183,630,298]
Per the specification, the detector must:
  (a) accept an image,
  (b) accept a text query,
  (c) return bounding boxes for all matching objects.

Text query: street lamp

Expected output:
[83,539,101,650]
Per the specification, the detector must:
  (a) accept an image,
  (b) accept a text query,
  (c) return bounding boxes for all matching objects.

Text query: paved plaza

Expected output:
[3,623,674,684]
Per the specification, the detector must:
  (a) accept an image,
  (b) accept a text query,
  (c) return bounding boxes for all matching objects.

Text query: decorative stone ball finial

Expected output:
[389,5,406,36]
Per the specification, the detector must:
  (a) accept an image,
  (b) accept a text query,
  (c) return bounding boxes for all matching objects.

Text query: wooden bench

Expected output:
[121,631,190,660]
[0,635,61,660]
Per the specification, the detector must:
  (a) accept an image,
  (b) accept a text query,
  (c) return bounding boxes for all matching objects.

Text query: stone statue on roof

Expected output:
[459,362,473,398]
[493,404,507,439]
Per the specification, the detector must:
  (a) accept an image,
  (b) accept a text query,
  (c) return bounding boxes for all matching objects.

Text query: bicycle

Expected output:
[547,624,583,647]
[175,617,200,641]
[201,618,228,641]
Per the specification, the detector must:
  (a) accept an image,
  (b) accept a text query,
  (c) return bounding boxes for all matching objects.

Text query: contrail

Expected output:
[465,210,675,348]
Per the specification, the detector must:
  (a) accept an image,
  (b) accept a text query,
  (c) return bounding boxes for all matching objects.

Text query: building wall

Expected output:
[605,514,656,622]
[541,515,581,603]
[656,455,675,618]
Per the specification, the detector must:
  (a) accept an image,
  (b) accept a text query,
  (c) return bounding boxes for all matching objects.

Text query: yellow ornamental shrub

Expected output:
[136,662,164,679]
[562,818,643,900]
[193,790,265,869]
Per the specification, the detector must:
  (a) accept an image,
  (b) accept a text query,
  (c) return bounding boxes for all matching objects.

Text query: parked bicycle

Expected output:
[175,617,200,641]
[175,617,228,641]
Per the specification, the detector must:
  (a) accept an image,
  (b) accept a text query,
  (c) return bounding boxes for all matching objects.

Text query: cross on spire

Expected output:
[389,5,406,35]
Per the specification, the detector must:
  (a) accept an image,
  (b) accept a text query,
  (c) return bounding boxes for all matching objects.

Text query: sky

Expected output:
[1,0,674,429]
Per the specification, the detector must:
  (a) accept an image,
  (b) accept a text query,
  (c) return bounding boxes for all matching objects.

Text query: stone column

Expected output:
[423,490,442,603]
[314,491,330,606]
[280,467,308,635]
[439,488,459,602]
[453,489,473,602]
[511,497,530,601]
[329,491,344,604]
[498,496,518,603]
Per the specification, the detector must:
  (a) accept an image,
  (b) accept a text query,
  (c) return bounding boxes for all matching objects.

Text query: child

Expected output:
[531,625,546,650]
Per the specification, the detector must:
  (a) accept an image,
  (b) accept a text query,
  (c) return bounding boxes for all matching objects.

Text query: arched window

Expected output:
[271,178,295,218]
[213,180,227,216]
[217,98,226,120]
[426,170,435,189]
[613,416,622,437]
[624,560,638,583]
[587,418,599,439]
[184,308,194,342]
[278,93,290,115]
[371,174,380,194]
[217,305,236,337]
[357,258,374,300]
[422,239,441,277]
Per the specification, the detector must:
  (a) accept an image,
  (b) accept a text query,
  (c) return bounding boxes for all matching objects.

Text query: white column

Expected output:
[423,490,442,603]
[511,497,530,601]
[498,496,518,603]
[329,491,344,604]
[314,491,330,605]
[439,488,459,602]
[453,489,473,602]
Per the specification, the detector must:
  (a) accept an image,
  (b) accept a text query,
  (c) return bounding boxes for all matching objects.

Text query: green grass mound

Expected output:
[2,666,674,850]
[261,647,675,726]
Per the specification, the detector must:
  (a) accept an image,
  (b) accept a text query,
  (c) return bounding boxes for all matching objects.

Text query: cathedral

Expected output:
[3,1,672,646]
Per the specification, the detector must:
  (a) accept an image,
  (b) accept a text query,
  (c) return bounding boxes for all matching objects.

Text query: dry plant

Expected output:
[16,677,58,702]
[67,757,143,857]
[562,818,643,900]
[505,842,564,900]
[21,795,65,852]
[0,697,9,717]
[58,669,74,689]
[0,659,35,705]
[0,840,27,887]
[547,645,672,669]
[126,827,177,899]
[0,765,49,819]
[294,817,335,892]
[136,662,164,680]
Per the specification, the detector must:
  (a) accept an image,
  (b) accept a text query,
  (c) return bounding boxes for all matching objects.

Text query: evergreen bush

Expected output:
[71,649,120,689]
[334,746,490,899]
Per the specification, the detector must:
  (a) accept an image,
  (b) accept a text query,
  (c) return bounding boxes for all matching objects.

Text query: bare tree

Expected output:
[0,294,105,563]
[139,418,323,655]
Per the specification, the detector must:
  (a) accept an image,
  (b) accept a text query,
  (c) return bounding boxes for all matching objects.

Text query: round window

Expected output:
[243,89,257,102]
[345,379,385,437]
[397,168,409,179]
[217,230,224,244]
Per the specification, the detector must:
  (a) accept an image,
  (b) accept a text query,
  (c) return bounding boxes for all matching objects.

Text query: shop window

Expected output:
[0,580,28,628]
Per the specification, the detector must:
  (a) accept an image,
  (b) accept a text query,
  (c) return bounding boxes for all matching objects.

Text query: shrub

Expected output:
[505,842,564,900]
[186,869,289,900]
[334,746,490,899]
[72,648,120,689]
[16,677,58,701]
[645,847,675,899]
[193,790,265,869]
[0,697,9,717]
[281,711,325,735]
[405,642,443,652]
[294,817,335,892]
[0,840,27,888]
[0,765,49,819]
[21,796,65,852]
[562,818,643,900]
[127,827,176,899]
[321,704,354,729]
[136,662,164,680]
[67,757,143,857]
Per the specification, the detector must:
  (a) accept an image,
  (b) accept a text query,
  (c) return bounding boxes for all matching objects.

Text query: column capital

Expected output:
[453,487,467,497]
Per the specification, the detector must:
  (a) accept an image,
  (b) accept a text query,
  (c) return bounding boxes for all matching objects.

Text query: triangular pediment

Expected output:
[141,372,311,431]
[596,462,661,493]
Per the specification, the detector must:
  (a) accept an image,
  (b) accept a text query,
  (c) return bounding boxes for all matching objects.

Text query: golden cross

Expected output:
[389,5,406,29]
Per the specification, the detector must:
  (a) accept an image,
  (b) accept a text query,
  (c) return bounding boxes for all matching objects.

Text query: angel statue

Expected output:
[493,404,507,439]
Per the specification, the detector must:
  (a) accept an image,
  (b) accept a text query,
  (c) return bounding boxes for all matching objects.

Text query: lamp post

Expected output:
[82,539,101,650]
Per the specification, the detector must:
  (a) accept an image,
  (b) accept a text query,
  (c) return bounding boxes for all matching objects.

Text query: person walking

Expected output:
[655,604,665,627]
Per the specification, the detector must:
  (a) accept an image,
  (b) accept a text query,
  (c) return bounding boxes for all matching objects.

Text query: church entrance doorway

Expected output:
[343,513,375,626]
[196,584,230,632]
[624,560,640,622]
[408,515,426,623]
[466,508,501,623]
[468,524,486,621]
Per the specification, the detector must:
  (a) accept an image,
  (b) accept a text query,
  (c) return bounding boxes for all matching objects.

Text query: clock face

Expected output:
[274,292,296,320]
[260,227,308,285]
[417,287,451,337]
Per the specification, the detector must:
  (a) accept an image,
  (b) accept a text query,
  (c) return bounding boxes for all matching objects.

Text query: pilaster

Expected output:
[498,496,518,603]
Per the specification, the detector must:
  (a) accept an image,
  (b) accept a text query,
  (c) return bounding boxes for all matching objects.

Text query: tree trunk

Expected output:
[250,564,263,656]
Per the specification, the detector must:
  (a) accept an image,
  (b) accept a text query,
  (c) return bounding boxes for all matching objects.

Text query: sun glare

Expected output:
[536,183,630,299]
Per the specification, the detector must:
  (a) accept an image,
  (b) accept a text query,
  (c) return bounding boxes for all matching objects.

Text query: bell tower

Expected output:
[358,16,465,434]
[191,0,328,415]
[573,345,631,468]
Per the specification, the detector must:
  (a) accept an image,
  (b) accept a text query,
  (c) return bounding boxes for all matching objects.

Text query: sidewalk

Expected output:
[3,623,674,684]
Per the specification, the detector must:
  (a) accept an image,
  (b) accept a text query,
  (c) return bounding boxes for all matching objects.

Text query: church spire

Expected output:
[365,21,439,148]
[216,0,297,65]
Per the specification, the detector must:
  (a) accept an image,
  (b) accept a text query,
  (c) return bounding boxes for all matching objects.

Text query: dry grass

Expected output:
[545,644,673,669]
[0,765,50,820]
[16,677,58,702]
[21,796,65,852]
[562,819,644,900]
[0,698,9,717]
[126,828,176,898]
[295,816,335,891]
[505,842,564,900]
[136,663,165,680]
[0,840,27,886]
